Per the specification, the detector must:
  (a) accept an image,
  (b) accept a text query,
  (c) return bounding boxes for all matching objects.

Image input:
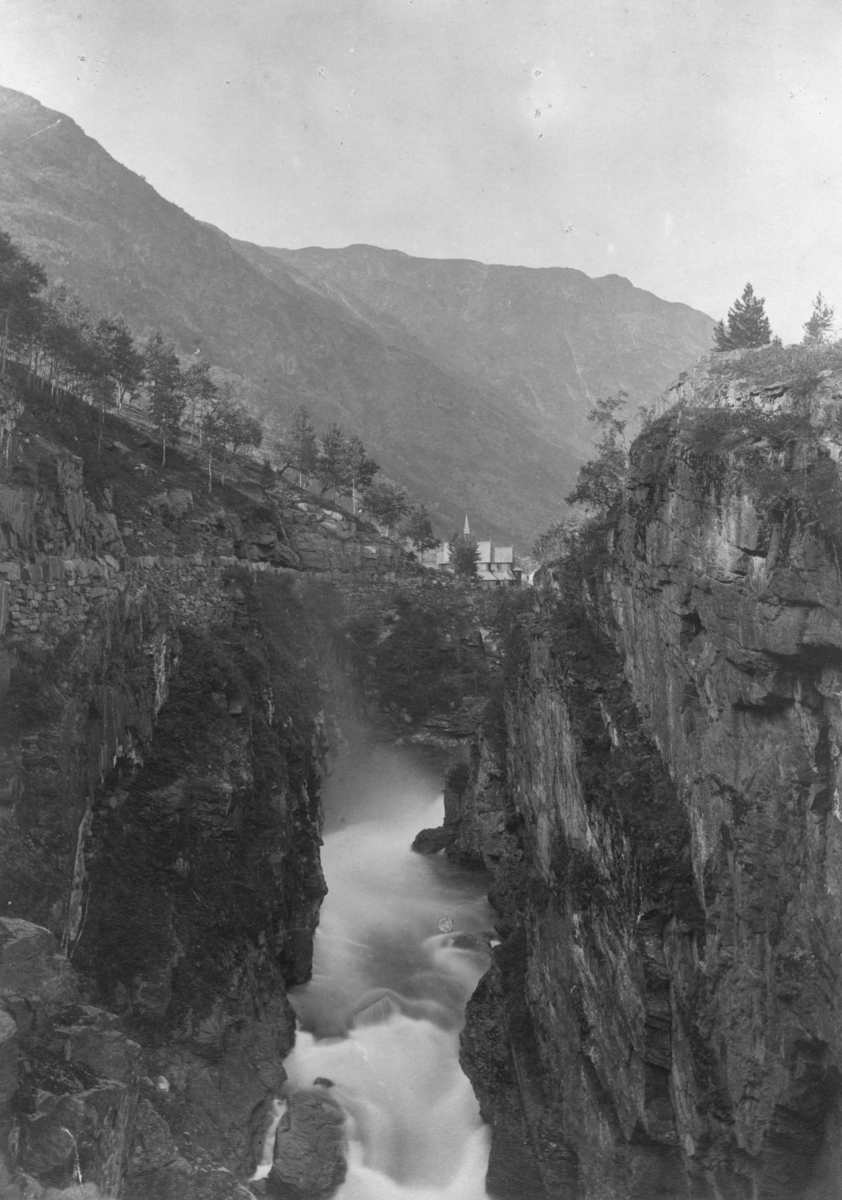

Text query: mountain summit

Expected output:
[0,84,714,542]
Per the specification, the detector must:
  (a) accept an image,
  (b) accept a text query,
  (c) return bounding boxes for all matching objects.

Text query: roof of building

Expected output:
[434,537,516,574]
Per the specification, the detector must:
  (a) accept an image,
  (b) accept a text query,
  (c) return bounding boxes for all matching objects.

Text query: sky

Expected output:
[2,0,840,342]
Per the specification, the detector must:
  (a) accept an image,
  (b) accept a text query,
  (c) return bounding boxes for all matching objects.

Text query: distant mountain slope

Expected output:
[0,84,714,544]
[262,244,714,459]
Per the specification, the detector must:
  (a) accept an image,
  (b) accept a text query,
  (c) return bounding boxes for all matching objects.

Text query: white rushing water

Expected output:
[282,744,494,1199]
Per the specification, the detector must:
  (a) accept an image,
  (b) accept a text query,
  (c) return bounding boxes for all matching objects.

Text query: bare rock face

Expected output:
[607,375,842,1195]
[411,761,474,854]
[0,395,334,1198]
[0,920,80,1021]
[0,1008,18,1152]
[0,920,137,1197]
[457,362,842,1198]
[268,1090,347,1199]
[410,826,450,854]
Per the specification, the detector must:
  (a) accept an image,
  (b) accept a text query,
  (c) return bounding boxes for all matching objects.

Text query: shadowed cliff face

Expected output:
[454,360,842,1198]
[1,364,509,1198]
[608,369,842,1194]
[0,376,399,1198]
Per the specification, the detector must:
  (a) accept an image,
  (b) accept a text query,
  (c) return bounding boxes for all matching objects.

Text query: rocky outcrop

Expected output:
[0,917,130,1197]
[411,761,472,853]
[607,365,842,1194]
[0,561,330,1198]
[458,605,701,1199]
[457,358,842,1198]
[267,1090,346,1199]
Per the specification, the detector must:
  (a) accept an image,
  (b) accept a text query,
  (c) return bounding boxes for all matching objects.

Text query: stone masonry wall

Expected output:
[0,541,412,644]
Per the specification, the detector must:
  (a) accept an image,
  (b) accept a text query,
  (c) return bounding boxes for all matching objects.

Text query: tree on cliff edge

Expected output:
[713,283,772,350]
[565,390,628,515]
[802,292,835,344]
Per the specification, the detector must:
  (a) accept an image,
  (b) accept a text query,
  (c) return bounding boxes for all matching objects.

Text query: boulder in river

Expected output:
[410,826,449,854]
[268,1089,347,1198]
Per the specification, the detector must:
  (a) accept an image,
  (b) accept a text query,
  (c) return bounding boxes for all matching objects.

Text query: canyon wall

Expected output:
[455,358,842,1198]
[10,341,842,1200]
[0,376,437,1199]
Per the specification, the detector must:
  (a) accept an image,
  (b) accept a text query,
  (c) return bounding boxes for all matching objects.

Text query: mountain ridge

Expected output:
[0,83,714,543]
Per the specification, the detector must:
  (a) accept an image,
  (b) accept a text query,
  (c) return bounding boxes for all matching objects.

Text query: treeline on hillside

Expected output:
[269,404,438,550]
[0,228,438,552]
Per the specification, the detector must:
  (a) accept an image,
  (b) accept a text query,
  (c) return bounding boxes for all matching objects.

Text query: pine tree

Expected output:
[144,332,185,466]
[713,283,772,350]
[802,292,835,344]
[315,424,350,496]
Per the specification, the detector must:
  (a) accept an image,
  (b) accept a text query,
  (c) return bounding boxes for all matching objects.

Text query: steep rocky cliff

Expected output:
[10,331,842,1199]
[454,350,842,1198]
[0,372,430,1198]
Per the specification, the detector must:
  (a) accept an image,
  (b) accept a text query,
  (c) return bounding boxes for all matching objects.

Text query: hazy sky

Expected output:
[2,0,840,341]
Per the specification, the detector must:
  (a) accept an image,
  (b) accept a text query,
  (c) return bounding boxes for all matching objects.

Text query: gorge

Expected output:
[1,343,842,1200]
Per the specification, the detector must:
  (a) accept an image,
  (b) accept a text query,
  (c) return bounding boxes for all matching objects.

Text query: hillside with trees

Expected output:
[0,84,715,544]
[1,227,438,546]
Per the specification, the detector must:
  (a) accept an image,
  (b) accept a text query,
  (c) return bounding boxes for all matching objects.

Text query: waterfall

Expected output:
[282,744,493,1199]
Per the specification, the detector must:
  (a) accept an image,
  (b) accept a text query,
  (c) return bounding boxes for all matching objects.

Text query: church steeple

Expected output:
[463,514,470,536]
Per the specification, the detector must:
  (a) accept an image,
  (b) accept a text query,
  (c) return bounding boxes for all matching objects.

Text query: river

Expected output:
[281,742,493,1199]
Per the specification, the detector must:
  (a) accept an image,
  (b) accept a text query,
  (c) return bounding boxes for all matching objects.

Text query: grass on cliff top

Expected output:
[706,339,842,400]
[674,411,842,553]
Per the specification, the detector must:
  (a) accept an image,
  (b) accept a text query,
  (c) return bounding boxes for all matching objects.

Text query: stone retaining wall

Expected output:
[333,570,476,619]
[0,538,417,642]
